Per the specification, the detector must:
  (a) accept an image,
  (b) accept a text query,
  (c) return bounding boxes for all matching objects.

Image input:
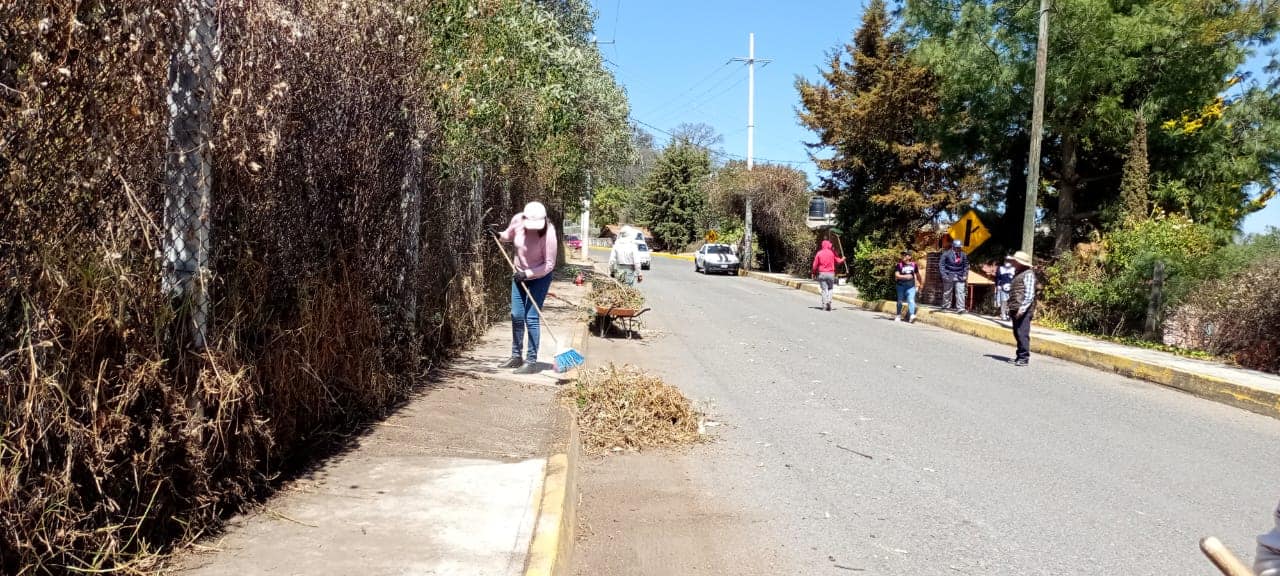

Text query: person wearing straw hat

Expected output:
[1006,250,1036,366]
[487,201,558,374]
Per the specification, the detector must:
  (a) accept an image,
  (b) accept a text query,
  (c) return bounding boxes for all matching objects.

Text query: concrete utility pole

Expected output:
[1022,0,1050,256]
[733,33,770,271]
[581,171,592,261]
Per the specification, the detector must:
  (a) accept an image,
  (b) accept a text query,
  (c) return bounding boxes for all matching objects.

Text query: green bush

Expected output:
[849,238,901,300]
[1042,214,1217,335]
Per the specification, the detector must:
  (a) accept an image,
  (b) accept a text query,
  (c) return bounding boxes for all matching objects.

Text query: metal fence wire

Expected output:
[163,0,220,351]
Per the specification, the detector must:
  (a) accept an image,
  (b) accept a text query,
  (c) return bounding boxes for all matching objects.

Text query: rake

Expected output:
[489,233,585,373]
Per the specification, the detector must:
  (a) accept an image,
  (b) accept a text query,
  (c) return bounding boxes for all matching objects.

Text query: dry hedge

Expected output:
[1,1,535,572]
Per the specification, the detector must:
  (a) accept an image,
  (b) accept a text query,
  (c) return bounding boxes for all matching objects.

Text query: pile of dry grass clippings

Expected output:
[589,280,646,310]
[571,364,703,454]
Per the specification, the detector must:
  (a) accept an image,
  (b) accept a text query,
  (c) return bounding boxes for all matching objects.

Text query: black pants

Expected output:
[1013,304,1034,361]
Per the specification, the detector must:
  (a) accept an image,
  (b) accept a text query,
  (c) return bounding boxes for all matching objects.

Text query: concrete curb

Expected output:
[524,321,587,576]
[746,271,1280,420]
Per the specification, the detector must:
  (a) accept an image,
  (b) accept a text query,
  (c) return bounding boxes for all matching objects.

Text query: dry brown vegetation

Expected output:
[571,364,704,454]
[0,1,542,573]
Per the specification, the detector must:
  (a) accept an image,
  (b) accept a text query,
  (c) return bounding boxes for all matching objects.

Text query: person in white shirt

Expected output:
[608,226,641,286]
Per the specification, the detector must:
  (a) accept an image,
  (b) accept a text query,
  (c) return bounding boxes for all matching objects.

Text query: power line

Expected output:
[629,117,814,167]
[640,61,737,119]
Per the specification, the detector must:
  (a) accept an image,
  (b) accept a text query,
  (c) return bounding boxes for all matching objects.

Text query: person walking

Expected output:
[811,239,845,311]
[939,239,970,313]
[893,250,923,322]
[1259,499,1280,576]
[995,255,1017,321]
[488,201,558,375]
[1006,250,1036,366]
[608,225,641,286]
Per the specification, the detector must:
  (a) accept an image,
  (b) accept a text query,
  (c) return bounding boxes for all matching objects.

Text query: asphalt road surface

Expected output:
[574,252,1280,576]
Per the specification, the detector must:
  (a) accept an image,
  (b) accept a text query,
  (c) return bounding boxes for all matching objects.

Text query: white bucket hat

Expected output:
[522,201,547,230]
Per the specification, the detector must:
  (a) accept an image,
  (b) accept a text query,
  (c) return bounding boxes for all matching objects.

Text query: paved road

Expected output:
[575,253,1280,575]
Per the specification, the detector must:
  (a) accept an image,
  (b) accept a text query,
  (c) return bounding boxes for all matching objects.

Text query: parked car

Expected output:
[636,242,652,270]
[565,234,582,250]
[694,244,740,275]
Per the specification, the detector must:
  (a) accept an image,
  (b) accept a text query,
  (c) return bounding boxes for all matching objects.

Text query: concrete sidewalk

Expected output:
[171,277,588,576]
[746,270,1280,420]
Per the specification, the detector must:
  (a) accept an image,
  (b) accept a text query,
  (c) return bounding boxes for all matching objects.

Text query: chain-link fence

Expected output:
[163,0,219,352]
[0,2,531,572]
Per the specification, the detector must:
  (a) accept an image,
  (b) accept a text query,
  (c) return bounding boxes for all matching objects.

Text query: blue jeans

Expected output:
[895,283,917,317]
[511,274,553,362]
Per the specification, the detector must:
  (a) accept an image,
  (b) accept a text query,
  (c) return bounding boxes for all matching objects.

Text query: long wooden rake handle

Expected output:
[1201,537,1257,576]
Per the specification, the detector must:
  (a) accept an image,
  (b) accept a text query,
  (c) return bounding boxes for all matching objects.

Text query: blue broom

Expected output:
[490,233,585,373]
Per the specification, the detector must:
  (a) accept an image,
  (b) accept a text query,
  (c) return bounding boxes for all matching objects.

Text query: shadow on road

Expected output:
[984,354,1013,363]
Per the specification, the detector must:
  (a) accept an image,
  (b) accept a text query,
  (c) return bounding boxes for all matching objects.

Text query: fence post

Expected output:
[1144,259,1166,339]
[163,0,220,352]
[398,132,424,335]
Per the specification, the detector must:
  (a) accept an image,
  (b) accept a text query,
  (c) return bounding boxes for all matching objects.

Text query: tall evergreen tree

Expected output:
[796,0,975,246]
[643,142,711,249]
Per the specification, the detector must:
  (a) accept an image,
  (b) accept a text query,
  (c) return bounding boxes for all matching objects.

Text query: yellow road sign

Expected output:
[705,230,719,244]
[947,211,991,254]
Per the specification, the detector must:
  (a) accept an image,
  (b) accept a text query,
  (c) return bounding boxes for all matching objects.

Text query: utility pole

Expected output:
[581,171,592,261]
[732,33,771,271]
[1022,0,1050,256]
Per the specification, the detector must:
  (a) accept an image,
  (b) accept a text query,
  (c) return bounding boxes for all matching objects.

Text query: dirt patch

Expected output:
[569,364,703,454]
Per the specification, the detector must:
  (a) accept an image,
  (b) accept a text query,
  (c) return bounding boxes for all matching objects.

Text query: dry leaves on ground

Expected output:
[570,363,703,454]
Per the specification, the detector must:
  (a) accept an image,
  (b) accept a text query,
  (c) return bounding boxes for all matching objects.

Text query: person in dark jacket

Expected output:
[1007,250,1036,366]
[939,239,970,313]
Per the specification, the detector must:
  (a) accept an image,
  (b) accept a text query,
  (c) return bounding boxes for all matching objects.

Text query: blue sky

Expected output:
[591,0,1280,235]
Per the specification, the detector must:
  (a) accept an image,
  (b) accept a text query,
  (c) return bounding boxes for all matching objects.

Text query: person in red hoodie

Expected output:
[811,239,846,311]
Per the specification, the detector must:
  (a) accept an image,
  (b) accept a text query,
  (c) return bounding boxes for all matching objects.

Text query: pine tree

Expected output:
[1120,110,1150,222]
[796,0,973,245]
[643,142,711,250]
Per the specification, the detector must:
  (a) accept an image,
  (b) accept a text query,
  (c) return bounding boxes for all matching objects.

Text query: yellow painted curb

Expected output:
[746,271,1280,420]
[587,245,695,262]
[524,320,587,576]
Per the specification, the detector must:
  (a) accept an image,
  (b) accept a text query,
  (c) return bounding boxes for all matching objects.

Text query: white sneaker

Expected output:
[909,314,917,323]
[893,316,901,322]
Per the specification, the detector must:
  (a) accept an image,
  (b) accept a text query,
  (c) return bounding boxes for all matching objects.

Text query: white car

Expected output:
[636,242,652,270]
[694,244,740,275]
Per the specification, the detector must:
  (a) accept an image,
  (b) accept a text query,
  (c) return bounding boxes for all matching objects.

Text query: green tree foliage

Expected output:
[705,162,813,273]
[591,184,643,226]
[422,0,632,207]
[1041,213,1217,335]
[904,0,1280,251]
[643,141,712,250]
[797,0,977,247]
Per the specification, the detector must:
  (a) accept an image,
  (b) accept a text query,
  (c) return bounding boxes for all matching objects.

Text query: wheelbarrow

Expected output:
[595,305,651,339]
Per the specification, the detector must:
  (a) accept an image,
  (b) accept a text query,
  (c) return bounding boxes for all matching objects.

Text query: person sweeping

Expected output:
[487,201,575,375]
[811,239,845,311]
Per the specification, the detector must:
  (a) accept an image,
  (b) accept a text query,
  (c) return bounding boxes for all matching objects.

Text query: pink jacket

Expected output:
[500,213,558,280]
[812,240,845,275]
